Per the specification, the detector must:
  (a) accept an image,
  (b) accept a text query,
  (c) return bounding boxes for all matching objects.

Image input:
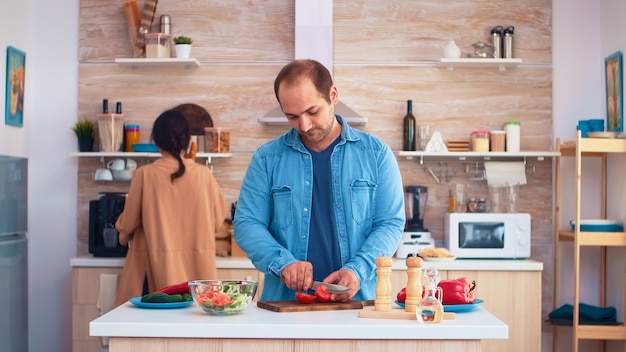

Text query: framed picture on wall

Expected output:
[4,46,26,128]
[605,51,623,132]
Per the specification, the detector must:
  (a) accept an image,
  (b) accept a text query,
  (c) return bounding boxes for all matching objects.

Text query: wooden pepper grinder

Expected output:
[374,255,393,312]
[404,255,424,313]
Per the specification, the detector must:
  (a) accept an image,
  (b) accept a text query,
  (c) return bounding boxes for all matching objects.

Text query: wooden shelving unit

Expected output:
[553,133,626,352]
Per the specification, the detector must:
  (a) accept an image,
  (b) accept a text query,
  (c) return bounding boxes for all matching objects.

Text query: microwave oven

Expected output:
[444,213,531,259]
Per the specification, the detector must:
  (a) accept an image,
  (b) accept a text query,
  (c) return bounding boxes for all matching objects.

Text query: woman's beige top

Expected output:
[114,156,227,306]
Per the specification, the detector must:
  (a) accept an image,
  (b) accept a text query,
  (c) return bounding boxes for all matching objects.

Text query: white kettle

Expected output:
[443,40,461,59]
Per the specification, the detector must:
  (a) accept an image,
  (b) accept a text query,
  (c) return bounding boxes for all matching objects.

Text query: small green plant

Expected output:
[173,36,193,45]
[72,119,97,138]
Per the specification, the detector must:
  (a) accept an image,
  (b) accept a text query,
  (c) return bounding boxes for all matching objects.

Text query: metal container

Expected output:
[160,15,171,35]
[491,26,503,58]
[503,26,514,59]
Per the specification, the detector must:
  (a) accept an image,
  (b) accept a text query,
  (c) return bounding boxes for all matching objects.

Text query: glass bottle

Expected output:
[403,100,416,151]
[416,266,443,323]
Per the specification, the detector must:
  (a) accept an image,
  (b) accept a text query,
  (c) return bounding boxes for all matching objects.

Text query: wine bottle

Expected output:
[403,100,416,151]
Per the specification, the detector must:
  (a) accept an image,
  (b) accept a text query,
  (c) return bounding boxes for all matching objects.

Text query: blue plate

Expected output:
[129,296,193,309]
[395,298,484,313]
[569,220,624,232]
[132,143,158,153]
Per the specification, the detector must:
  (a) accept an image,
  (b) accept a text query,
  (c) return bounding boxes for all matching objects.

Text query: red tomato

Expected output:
[314,285,331,303]
[295,292,317,304]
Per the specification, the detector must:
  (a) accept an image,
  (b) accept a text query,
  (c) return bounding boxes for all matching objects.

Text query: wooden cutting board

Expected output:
[257,300,374,312]
[358,306,456,320]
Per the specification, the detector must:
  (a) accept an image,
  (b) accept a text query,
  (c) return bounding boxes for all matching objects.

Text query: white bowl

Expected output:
[112,169,134,181]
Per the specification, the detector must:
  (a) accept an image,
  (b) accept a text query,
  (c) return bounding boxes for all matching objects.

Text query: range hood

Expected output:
[257,0,367,126]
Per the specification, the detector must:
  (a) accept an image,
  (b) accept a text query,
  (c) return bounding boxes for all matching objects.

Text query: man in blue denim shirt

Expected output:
[233,59,405,302]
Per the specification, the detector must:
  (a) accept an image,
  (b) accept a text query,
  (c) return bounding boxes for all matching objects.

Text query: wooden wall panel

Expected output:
[77,0,555,333]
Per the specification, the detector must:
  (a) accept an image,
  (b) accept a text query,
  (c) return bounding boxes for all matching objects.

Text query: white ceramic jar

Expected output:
[504,121,521,152]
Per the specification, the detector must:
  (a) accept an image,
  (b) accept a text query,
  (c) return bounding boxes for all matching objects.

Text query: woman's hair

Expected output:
[273,59,334,105]
[151,110,190,182]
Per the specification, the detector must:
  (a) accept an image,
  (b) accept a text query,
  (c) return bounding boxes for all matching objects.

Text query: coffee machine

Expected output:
[89,192,128,257]
[395,185,434,258]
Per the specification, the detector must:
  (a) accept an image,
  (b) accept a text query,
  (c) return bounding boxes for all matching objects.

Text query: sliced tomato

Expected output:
[295,292,316,304]
[314,285,331,303]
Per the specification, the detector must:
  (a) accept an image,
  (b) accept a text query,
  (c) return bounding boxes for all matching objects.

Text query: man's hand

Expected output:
[281,261,314,292]
[323,269,359,302]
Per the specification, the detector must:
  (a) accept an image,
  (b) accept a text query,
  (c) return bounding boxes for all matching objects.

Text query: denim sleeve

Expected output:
[342,143,405,287]
[232,150,297,278]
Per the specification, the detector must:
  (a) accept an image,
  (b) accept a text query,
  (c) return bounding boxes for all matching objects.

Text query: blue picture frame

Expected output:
[4,46,25,128]
[605,51,623,132]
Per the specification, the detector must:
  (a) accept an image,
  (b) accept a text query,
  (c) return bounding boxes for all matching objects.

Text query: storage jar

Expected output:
[504,121,521,152]
[145,33,171,58]
[124,124,140,152]
[205,127,231,153]
[471,130,490,152]
[490,130,506,152]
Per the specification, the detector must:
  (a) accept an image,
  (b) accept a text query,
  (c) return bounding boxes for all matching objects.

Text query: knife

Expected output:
[280,277,350,293]
[312,281,350,294]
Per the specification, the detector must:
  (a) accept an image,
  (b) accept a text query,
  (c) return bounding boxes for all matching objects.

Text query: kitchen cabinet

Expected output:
[71,261,262,352]
[552,133,626,352]
[390,262,542,352]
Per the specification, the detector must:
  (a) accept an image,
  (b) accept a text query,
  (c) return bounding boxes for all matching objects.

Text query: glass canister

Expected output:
[124,124,140,152]
[145,33,171,58]
[490,130,506,152]
[205,127,231,153]
[504,121,521,152]
[471,130,490,152]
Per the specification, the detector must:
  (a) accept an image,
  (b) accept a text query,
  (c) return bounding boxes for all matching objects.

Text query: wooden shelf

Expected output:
[114,58,200,69]
[552,132,626,351]
[439,58,522,70]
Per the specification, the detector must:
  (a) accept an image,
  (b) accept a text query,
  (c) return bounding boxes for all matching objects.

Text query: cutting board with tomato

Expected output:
[257,300,374,312]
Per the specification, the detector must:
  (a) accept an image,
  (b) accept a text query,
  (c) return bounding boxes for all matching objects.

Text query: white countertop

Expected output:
[90,302,508,340]
[71,255,543,271]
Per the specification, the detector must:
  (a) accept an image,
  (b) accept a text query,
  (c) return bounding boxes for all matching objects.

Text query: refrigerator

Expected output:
[0,156,28,352]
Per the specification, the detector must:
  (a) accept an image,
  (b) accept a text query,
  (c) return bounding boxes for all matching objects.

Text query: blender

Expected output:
[395,185,434,258]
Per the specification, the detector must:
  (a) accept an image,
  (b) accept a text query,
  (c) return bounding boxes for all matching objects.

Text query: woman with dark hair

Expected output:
[113,110,227,307]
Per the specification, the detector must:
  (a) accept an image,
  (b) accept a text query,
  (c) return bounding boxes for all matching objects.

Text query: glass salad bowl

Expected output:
[188,280,258,315]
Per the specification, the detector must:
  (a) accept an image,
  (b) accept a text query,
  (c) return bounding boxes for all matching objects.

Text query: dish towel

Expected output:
[96,274,119,346]
[548,303,619,326]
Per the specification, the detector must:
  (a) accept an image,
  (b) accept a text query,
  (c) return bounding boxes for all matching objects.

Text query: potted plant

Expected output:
[72,119,97,152]
[173,36,193,59]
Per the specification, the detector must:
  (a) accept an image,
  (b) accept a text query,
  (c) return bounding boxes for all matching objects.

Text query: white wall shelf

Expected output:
[439,58,522,71]
[397,150,559,164]
[70,151,231,166]
[114,58,200,69]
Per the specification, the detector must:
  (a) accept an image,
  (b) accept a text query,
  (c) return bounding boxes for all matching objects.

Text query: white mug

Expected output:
[107,159,126,171]
[125,158,137,170]
[94,168,113,181]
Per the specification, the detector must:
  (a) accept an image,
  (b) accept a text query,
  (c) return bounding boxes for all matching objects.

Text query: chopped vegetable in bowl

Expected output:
[188,280,257,315]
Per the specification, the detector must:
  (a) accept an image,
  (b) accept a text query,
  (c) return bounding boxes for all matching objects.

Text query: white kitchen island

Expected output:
[90,301,507,352]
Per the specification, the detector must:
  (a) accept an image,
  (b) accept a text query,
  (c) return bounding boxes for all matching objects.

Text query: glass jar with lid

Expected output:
[471,130,490,152]
[145,33,171,58]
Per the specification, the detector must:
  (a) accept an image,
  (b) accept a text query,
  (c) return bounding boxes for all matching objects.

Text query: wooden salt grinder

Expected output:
[404,256,423,313]
[374,255,393,312]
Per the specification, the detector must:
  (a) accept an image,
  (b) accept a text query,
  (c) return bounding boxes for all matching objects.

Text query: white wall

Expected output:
[0,0,32,157]
[0,0,620,351]
[0,0,78,352]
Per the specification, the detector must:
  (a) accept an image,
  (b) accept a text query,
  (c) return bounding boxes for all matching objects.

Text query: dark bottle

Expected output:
[102,99,109,114]
[403,100,416,151]
[116,101,122,114]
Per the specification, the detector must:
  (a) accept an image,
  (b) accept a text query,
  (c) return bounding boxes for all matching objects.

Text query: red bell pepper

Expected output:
[155,281,190,295]
[396,287,406,303]
[437,277,475,305]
